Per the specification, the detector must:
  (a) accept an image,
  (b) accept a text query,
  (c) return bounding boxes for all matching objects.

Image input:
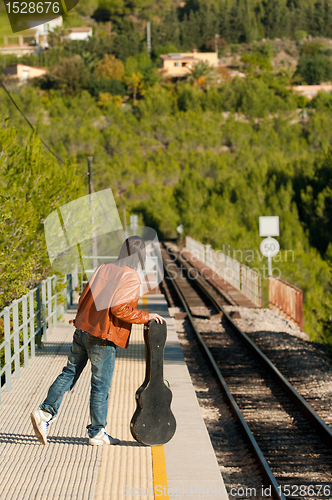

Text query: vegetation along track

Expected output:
[161,243,332,500]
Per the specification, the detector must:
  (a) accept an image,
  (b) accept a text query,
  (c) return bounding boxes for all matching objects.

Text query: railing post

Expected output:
[13,300,20,379]
[53,276,57,329]
[47,277,52,334]
[36,285,42,347]
[72,265,79,303]
[299,289,303,332]
[66,274,72,310]
[4,307,12,392]
[42,280,47,341]
[29,289,35,358]
[22,295,29,368]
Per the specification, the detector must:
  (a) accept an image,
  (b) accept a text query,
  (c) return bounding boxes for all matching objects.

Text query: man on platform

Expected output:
[30,235,164,446]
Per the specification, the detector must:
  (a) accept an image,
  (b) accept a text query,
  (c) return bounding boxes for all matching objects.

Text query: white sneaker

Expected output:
[30,409,57,445]
[89,428,120,446]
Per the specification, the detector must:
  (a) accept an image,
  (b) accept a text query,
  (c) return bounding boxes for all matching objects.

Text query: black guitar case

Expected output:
[130,320,176,446]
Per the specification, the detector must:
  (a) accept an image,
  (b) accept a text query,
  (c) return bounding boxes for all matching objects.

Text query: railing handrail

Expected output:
[269,274,302,293]
[185,236,262,307]
[268,276,303,331]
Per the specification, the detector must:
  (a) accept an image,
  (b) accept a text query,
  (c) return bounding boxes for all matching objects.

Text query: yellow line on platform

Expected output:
[142,295,169,500]
[151,446,169,499]
[142,294,149,311]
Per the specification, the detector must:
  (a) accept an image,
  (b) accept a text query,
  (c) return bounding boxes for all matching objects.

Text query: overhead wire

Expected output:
[0,78,64,164]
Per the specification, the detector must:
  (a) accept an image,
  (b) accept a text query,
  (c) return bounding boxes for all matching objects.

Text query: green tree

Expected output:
[125,53,159,85]
[295,148,332,257]
[52,55,90,94]
[48,26,67,47]
[125,71,144,101]
[317,257,332,349]
[153,44,179,59]
[0,126,84,310]
[241,52,273,73]
[186,61,214,89]
[311,0,332,37]
[262,0,290,38]
[296,53,332,84]
[135,85,174,118]
[95,0,124,19]
[294,29,307,42]
[87,74,126,97]
[95,53,125,80]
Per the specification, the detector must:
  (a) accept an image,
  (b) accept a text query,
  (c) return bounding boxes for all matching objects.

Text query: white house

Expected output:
[0,18,92,54]
[0,17,63,54]
[65,27,93,41]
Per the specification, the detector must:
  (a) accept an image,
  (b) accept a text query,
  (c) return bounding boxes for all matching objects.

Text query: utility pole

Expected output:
[119,191,128,238]
[87,156,98,270]
[147,21,151,57]
[215,34,220,55]
[87,155,93,198]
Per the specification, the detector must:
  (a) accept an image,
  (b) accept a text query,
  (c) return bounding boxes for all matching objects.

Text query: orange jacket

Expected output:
[73,262,149,348]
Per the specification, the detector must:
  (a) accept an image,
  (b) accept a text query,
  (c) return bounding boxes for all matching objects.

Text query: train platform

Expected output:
[0,294,228,500]
[179,248,258,308]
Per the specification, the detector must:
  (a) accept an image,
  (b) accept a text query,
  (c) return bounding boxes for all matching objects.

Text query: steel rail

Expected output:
[170,245,332,446]
[162,255,287,500]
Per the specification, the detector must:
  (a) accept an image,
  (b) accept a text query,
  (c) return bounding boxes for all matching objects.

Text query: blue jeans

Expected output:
[39,328,117,438]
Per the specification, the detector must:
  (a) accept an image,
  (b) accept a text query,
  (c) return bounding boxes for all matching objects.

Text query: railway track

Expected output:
[161,243,332,500]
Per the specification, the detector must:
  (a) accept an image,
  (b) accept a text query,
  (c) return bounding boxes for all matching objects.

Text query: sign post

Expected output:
[176,224,184,243]
[259,216,280,276]
[130,215,138,233]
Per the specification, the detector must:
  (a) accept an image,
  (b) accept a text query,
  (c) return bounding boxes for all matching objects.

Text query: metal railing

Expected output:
[269,276,303,331]
[241,265,262,308]
[0,274,74,404]
[185,236,262,307]
[79,256,118,292]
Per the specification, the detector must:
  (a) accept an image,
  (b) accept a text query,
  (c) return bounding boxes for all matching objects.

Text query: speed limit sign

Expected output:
[260,237,280,258]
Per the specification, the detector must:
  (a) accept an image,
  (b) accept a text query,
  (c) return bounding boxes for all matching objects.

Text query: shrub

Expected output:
[97,92,123,109]
[300,41,324,55]
[201,87,224,112]
[296,94,308,108]
[241,53,273,71]
[52,55,90,95]
[176,84,203,112]
[294,30,307,43]
[218,76,281,117]
[134,85,174,118]
[296,54,332,84]
[308,90,332,110]
[87,75,126,98]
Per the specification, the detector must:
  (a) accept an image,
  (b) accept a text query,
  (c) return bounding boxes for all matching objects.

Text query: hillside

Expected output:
[0,0,331,346]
